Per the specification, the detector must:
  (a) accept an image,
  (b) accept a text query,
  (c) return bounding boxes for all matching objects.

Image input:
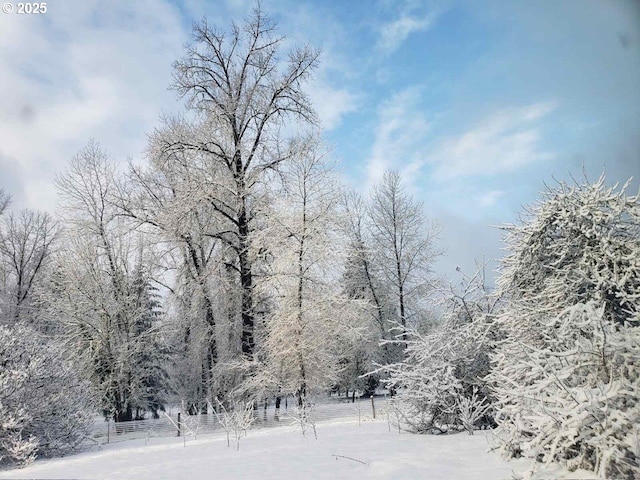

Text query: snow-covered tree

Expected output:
[0,210,59,326]
[119,147,228,412]
[0,192,93,467]
[0,324,94,467]
[255,139,366,415]
[368,170,440,339]
[51,141,168,422]
[0,190,9,217]
[211,398,255,450]
[336,174,441,399]
[489,176,640,479]
[155,4,320,362]
[457,387,491,435]
[130,266,169,419]
[339,193,398,395]
[336,238,387,398]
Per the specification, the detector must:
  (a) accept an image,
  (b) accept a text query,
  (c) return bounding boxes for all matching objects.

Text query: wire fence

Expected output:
[86,395,389,446]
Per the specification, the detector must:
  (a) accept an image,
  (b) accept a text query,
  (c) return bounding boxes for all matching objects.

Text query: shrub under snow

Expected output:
[489,176,640,479]
[0,325,94,467]
[381,268,498,434]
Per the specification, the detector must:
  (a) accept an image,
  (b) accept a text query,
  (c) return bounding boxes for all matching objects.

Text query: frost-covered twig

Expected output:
[332,454,368,465]
[290,400,317,439]
[211,398,254,451]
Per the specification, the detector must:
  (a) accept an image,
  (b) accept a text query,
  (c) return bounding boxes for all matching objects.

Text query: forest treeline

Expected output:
[0,6,439,464]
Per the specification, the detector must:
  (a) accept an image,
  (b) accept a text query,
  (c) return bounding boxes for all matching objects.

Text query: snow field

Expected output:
[0,420,596,480]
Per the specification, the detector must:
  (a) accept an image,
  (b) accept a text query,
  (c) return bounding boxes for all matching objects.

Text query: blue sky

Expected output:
[0,0,638,282]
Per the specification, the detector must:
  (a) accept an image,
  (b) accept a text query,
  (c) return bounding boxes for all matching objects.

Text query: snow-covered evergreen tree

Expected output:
[489,176,639,479]
[339,194,399,395]
[130,265,169,419]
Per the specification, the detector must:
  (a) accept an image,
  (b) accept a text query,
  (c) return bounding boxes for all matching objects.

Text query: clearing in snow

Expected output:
[0,420,596,480]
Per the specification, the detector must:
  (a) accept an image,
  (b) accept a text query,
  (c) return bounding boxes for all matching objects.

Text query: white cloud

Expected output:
[377,0,442,53]
[428,101,559,180]
[0,0,361,211]
[0,0,186,211]
[362,97,558,201]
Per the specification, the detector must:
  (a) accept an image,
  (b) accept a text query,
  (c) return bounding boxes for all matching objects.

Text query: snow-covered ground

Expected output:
[0,420,596,480]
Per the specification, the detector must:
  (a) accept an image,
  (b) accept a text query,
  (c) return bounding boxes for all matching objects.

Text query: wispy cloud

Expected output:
[365,87,430,188]
[375,0,442,53]
[307,83,358,131]
[365,89,558,188]
[428,101,559,180]
[477,189,505,208]
[377,11,438,53]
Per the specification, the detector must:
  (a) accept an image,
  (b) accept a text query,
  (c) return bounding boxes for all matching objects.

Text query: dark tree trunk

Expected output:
[274,396,281,421]
[396,260,406,341]
[238,208,255,358]
[114,405,133,423]
[186,239,218,401]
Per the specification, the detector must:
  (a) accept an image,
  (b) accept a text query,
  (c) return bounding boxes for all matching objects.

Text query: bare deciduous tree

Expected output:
[0,210,58,324]
[157,4,320,359]
[0,190,10,217]
[52,141,167,422]
[369,170,440,339]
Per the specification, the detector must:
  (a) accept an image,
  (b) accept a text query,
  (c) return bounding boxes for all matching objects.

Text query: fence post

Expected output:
[371,395,376,419]
[107,420,110,444]
[177,412,181,437]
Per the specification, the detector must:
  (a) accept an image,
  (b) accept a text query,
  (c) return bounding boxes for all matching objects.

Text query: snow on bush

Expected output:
[0,325,94,467]
[290,399,318,438]
[381,267,498,434]
[457,387,491,435]
[0,404,37,466]
[489,176,640,479]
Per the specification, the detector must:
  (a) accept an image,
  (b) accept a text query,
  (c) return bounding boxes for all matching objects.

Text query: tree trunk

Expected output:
[238,209,255,358]
[396,259,407,341]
